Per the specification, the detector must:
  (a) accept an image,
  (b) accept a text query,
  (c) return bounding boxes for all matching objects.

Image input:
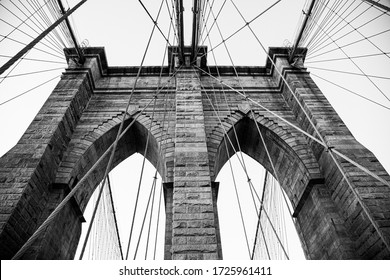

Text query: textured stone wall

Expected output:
[0,47,389,259]
[0,59,93,258]
[272,51,390,259]
[169,69,221,260]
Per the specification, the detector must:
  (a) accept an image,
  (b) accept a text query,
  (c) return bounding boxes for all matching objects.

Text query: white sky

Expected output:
[0,0,389,260]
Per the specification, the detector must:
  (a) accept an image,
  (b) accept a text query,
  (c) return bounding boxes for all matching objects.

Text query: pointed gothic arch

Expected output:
[213,115,321,206]
[211,114,351,259]
[55,115,165,212]
[1,46,389,260]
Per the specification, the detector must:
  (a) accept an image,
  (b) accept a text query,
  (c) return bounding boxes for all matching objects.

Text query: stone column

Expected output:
[271,48,390,259]
[167,68,222,260]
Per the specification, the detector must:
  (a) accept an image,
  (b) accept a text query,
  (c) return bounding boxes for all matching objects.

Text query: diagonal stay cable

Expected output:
[0,34,65,60]
[12,66,179,260]
[0,17,64,56]
[229,0,390,254]
[197,0,282,62]
[0,0,86,76]
[307,4,381,56]
[307,65,390,81]
[106,175,124,260]
[148,18,177,260]
[132,122,157,260]
[309,72,390,110]
[0,66,65,79]
[251,171,271,260]
[144,174,159,260]
[195,66,325,147]
[197,68,290,259]
[229,0,329,146]
[202,6,253,190]
[15,0,67,53]
[164,0,179,46]
[0,74,60,106]
[315,1,390,60]
[364,0,390,15]
[308,11,390,103]
[134,59,174,260]
[307,0,361,54]
[0,54,66,64]
[199,64,254,258]
[199,0,227,48]
[202,7,292,258]
[148,90,175,260]
[194,67,390,188]
[126,5,175,259]
[0,0,51,44]
[133,166,157,260]
[198,0,219,46]
[0,49,30,85]
[138,0,172,46]
[202,82,289,259]
[306,0,350,51]
[306,28,390,60]
[145,15,176,260]
[197,68,252,257]
[23,0,67,52]
[218,1,390,187]
[305,52,390,64]
[145,96,173,259]
[306,0,367,54]
[209,4,292,255]
[79,0,167,261]
[153,184,163,260]
[307,9,386,58]
[130,79,168,260]
[169,0,180,46]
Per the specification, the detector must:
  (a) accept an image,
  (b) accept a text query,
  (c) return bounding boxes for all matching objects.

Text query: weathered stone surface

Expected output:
[0,47,389,260]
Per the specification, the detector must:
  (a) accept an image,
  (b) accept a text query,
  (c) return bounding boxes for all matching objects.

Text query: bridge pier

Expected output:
[164,68,222,260]
[0,47,389,259]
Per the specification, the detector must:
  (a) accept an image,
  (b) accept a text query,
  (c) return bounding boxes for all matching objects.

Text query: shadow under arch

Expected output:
[213,116,364,260]
[213,116,320,210]
[58,116,166,213]
[27,115,169,259]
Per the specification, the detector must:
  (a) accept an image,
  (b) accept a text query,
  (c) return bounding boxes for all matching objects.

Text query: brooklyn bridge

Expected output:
[0,0,389,260]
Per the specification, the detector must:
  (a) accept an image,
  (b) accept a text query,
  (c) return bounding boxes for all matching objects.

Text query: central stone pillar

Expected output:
[165,68,222,260]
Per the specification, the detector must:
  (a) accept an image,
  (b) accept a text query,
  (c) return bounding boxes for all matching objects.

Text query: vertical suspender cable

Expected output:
[107,175,124,260]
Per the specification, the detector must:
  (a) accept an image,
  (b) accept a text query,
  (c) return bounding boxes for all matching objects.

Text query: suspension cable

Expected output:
[197,0,282,62]
[307,10,390,103]
[201,5,291,258]
[138,0,172,46]
[0,75,60,106]
[0,54,66,64]
[251,171,271,260]
[228,0,390,254]
[310,73,390,110]
[107,175,124,260]
[0,0,52,45]
[11,64,179,260]
[198,70,290,259]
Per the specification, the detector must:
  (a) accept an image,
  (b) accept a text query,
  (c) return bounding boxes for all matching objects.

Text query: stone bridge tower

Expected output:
[0,46,389,260]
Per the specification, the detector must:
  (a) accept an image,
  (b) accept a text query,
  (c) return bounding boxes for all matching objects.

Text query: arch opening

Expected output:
[216,152,306,260]
[213,116,317,210]
[62,116,167,213]
[212,116,318,259]
[55,115,169,259]
[74,153,166,260]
